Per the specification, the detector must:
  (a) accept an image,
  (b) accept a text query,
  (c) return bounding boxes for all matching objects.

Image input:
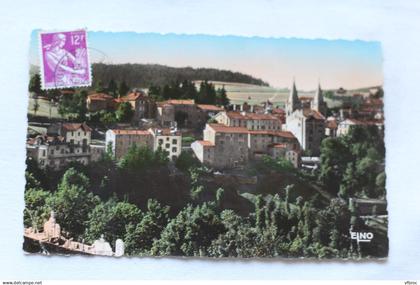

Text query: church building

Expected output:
[285,80,326,156]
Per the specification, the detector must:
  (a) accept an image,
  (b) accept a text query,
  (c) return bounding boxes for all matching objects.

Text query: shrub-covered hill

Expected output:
[91,63,269,88]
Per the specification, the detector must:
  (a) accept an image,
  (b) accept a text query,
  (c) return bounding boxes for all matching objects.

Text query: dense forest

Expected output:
[91,63,269,88]
[24,125,387,258]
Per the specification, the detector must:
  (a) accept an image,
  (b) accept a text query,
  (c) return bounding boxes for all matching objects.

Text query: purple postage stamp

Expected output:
[39,29,91,90]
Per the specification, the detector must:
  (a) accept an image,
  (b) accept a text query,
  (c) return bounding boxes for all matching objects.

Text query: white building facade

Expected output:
[285,81,326,156]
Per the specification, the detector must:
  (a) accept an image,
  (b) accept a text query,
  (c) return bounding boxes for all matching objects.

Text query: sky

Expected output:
[29,30,383,90]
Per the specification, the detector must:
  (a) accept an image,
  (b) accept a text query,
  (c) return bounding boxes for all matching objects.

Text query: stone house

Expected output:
[86,93,115,112]
[105,129,154,160]
[114,90,156,120]
[156,99,202,128]
[156,102,175,127]
[27,122,93,170]
[268,144,301,168]
[193,124,249,169]
[190,140,215,167]
[149,127,182,161]
[248,130,300,159]
[214,111,282,131]
[192,124,301,169]
[59,122,92,150]
[26,135,91,170]
[336,118,384,137]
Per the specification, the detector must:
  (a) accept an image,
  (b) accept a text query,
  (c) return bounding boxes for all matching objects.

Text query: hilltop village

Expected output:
[27,81,384,172]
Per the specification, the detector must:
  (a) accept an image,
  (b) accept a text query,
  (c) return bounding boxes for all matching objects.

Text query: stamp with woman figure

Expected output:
[39,29,91,89]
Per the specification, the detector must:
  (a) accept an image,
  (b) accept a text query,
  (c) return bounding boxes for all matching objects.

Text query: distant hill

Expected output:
[91,63,269,88]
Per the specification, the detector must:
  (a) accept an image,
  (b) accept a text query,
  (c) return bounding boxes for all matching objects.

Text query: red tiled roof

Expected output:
[248,130,297,139]
[60,90,75,95]
[87,93,114,101]
[208,124,249,134]
[62,122,92,132]
[197,104,224,111]
[110,129,151,135]
[118,91,146,102]
[272,108,285,114]
[27,135,65,145]
[303,109,325,120]
[195,140,215,147]
[165,99,195,105]
[226,111,279,121]
[269,143,288,149]
[149,128,181,136]
[299,96,313,101]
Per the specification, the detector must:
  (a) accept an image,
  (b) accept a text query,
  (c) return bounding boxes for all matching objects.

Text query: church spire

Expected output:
[312,81,325,115]
[286,78,301,116]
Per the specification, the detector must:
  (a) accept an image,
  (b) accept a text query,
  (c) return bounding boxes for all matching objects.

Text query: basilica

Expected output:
[285,81,327,156]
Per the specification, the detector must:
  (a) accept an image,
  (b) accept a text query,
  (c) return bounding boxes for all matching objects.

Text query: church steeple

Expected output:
[286,79,301,116]
[312,81,326,115]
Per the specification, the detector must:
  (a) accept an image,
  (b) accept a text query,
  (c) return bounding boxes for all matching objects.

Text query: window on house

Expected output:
[50,149,54,155]
[158,139,163,145]
[172,147,177,153]
[172,139,177,144]
[165,143,170,149]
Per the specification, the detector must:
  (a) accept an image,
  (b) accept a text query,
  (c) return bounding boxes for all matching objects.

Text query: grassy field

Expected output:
[195,80,349,108]
[27,97,61,119]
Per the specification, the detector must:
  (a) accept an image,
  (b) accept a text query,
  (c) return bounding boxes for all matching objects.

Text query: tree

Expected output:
[124,199,170,255]
[318,137,352,194]
[375,172,386,198]
[115,102,134,122]
[180,80,198,100]
[324,90,334,99]
[175,151,200,172]
[118,81,130,97]
[117,145,169,172]
[338,163,356,199]
[84,198,142,246]
[197,81,216,104]
[208,210,259,257]
[257,155,295,173]
[46,168,99,237]
[107,79,118,97]
[32,98,40,116]
[95,80,106,93]
[216,86,229,107]
[254,195,265,230]
[58,90,87,120]
[24,187,51,230]
[28,74,42,96]
[99,111,117,126]
[151,203,224,256]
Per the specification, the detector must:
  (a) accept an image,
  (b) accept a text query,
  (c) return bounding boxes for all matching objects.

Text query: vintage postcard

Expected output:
[24,30,387,258]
